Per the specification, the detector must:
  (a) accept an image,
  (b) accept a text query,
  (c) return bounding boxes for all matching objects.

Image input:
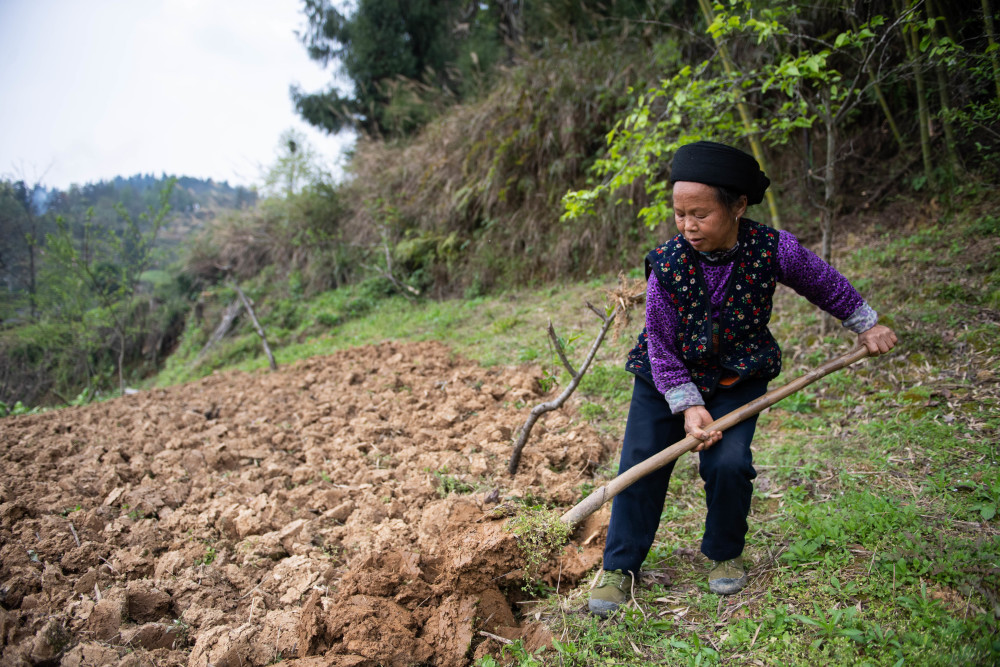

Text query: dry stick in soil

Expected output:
[508,302,621,475]
[231,281,278,371]
[196,298,242,361]
[362,225,420,301]
[559,345,873,529]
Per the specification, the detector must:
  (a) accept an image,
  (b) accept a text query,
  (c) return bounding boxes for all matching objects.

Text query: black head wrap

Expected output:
[669,141,770,205]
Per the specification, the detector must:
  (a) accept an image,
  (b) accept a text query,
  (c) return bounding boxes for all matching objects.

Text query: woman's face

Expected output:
[672,181,746,252]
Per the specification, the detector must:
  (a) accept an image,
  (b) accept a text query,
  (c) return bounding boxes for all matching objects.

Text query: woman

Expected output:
[589,141,896,616]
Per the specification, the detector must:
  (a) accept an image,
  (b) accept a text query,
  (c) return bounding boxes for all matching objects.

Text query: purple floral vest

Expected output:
[626,218,782,396]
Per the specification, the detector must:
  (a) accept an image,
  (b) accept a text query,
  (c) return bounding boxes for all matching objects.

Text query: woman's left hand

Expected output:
[858,324,897,356]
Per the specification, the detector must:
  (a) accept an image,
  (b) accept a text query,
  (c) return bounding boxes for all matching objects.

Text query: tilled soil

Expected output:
[0,341,614,666]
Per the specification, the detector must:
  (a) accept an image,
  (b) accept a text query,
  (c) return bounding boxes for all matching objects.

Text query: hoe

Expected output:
[559,345,873,529]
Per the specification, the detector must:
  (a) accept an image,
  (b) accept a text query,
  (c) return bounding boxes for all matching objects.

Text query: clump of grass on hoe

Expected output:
[505,345,876,581]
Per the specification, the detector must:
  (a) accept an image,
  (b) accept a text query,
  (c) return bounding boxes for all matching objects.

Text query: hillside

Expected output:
[1,201,998,664]
[0,174,257,409]
[4,0,998,410]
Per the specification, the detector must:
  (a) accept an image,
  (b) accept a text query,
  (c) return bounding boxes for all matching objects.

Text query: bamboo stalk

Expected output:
[849,15,905,151]
[820,98,836,268]
[927,0,961,179]
[560,346,870,528]
[898,0,935,188]
[869,62,906,151]
[983,0,1000,103]
[696,0,782,229]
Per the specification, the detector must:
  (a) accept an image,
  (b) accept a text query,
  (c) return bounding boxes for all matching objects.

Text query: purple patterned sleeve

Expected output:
[665,382,705,414]
[843,302,878,333]
[776,230,867,321]
[646,277,697,395]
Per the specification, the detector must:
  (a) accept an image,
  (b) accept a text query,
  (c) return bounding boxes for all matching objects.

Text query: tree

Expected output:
[293,0,474,137]
[262,129,326,198]
[710,5,912,265]
[562,1,947,267]
[0,178,49,321]
[45,181,175,395]
[292,1,701,139]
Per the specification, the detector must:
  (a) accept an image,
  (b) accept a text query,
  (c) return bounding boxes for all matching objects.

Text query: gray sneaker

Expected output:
[588,569,633,617]
[708,556,747,595]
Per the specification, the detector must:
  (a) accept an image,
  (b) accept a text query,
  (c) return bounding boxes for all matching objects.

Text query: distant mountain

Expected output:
[1,174,258,306]
[55,174,258,246]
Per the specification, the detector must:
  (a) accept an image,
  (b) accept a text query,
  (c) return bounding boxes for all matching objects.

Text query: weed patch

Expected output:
[506,508,572,586]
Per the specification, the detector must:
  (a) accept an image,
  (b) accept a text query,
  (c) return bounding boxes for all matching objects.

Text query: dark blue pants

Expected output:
[602,376,768,574]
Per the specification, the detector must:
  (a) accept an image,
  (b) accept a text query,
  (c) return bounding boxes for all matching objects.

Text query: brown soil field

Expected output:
[0,341,616,666]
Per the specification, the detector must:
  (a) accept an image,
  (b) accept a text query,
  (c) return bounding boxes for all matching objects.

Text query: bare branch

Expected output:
[231,281,277,371]
[362,225,420,301]
[197,298,243,361]
[479,630,513,646]
[547,320,577,376]
[508,303,621,475]
[835,9,918,125]
[586,301,609,322]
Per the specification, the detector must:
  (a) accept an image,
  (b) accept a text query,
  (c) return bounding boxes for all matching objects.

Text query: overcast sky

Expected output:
[0,0,353,191]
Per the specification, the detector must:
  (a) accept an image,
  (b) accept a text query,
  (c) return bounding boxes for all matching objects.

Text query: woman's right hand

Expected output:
[859,324,897,356]
[684,406,722,451]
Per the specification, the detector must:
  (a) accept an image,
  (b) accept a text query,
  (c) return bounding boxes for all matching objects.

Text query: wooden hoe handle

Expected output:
[559,346,871,528]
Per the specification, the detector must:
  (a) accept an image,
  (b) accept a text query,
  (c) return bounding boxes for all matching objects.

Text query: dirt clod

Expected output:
[0,341,612,665]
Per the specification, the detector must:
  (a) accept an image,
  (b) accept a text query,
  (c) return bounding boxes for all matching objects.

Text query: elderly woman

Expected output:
[589,141,896,616]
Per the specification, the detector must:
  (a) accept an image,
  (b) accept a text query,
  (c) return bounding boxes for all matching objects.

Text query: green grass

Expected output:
[511,410,998,665]
[430,466,477,497]
[154,276,639,386]
[472,204,1000,665]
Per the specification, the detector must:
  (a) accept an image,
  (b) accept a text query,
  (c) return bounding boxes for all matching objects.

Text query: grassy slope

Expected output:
[155,196,1000,665]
